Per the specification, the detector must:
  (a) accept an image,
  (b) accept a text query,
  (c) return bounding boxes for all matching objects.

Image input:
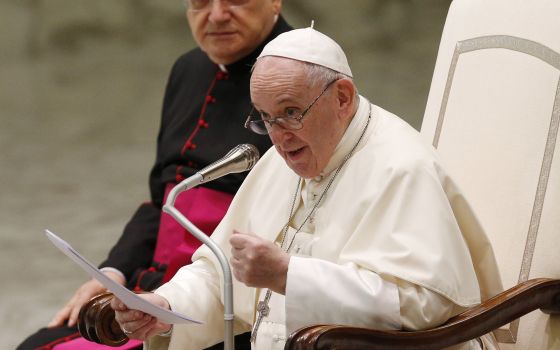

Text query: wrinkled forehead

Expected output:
[252,56,308,79]
[251,57,312,94]
[250,57,311,104]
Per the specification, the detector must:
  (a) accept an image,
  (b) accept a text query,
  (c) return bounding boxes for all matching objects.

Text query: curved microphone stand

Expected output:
[162,174,235,350]
[161,144,259,350]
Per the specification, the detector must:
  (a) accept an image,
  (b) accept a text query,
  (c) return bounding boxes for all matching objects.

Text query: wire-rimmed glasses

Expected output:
[244,79,338,135]
[186,0,250,12]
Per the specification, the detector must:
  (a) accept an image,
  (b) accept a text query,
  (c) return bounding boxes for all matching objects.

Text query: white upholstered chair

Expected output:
[286,0,560,348]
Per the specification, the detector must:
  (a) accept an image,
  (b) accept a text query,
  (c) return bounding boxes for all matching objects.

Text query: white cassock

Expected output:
[146,96,503,350]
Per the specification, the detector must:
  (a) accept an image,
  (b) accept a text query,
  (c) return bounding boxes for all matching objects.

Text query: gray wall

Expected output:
[0,0,450,347]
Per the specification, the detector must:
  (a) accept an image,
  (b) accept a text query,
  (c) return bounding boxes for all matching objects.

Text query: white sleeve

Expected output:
[285,256,401,334]
[396,278,465,330]
[149,259,233,350]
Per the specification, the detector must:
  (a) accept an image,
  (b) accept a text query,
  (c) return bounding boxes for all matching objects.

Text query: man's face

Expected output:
[250,58,349,179]
[187,0,281,65]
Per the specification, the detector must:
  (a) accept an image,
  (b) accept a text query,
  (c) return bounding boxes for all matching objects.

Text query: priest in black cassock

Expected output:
[17,1,291,349]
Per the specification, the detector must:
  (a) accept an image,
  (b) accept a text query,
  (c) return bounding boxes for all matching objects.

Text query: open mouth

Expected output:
[286,147,305,159]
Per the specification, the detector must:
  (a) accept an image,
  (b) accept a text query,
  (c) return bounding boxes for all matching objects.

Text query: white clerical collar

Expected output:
[308,95,371,182]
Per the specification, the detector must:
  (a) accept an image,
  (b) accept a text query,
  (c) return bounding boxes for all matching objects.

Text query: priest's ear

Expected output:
[334,78,358,120]
[270,0,282,15]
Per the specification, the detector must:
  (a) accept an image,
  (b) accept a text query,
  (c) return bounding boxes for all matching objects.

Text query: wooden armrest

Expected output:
[285,278,560,350]
[78,292,129,347]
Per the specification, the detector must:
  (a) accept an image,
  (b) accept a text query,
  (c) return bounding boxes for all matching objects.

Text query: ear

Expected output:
[271,0,282,15]
[335,78,356,120]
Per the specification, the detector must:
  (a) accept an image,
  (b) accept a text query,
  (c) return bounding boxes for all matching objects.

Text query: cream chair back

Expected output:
[420,0,560,348]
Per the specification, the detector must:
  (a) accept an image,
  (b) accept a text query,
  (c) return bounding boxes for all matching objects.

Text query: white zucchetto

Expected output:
[257,26,353,78]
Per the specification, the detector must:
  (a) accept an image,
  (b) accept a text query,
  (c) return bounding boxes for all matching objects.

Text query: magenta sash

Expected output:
[52,338,142,350]
[155,183,233,282]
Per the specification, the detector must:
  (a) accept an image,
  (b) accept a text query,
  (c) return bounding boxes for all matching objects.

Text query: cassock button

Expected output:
[216,71,229,80]
[205,95,216,103]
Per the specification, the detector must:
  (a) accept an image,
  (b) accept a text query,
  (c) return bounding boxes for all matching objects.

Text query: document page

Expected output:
[45,229,201,324]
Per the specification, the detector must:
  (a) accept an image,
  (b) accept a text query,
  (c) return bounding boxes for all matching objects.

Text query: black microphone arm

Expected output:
[162,144,260,350]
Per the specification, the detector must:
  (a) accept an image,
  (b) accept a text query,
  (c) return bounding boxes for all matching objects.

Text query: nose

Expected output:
[268,124,292,145]
[208,0,232,23]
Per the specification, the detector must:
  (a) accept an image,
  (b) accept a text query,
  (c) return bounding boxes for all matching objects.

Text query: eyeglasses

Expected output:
[186,0,250,12]
[244,79,338,135]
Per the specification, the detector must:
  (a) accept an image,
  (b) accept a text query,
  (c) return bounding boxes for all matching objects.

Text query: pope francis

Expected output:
[111,27,503,350]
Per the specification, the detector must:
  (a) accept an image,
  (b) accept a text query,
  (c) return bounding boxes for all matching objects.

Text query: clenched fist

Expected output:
[229,230,290,294]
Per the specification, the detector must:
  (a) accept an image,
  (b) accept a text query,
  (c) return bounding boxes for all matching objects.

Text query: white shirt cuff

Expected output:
[99,267,126,284]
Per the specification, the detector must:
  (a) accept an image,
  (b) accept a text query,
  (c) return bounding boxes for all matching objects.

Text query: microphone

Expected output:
[162,143,260,350]
[198,143,260,183]
[166,144,260,206]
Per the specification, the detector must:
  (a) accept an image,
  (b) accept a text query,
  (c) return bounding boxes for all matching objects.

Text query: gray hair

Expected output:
[301,61,360,104]
[300,61,351,89]
[254,56,357,94]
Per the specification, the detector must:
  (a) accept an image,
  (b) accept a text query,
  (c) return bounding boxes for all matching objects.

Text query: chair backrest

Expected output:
[419,0,560,348]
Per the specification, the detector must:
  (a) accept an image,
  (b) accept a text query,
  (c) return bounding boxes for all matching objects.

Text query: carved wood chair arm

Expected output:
[78,292,129,347]
[285,278,560,350]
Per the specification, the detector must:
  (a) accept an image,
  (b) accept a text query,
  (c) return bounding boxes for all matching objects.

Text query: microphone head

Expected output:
[198,144,260,182]
[226,143,260,172]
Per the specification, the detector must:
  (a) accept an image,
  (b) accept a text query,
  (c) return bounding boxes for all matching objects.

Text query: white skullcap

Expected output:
[258,25,353,78]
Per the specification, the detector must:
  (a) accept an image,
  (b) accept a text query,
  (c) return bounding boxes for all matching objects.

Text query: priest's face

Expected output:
[186,0,282,65]
[250,58,354,179]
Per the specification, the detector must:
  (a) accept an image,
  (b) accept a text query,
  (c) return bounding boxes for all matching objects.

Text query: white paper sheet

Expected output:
[44,229,201,324]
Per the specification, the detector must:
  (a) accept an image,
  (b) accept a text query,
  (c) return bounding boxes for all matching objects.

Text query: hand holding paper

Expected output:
[111,293,174,340]
[44,229,200,325]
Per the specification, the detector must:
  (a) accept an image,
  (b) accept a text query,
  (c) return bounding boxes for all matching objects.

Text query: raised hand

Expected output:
[229,230,290,294]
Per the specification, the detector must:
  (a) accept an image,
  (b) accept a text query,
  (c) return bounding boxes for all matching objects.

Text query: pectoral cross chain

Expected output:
[250,289,272,342]
[248,103,371,344]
